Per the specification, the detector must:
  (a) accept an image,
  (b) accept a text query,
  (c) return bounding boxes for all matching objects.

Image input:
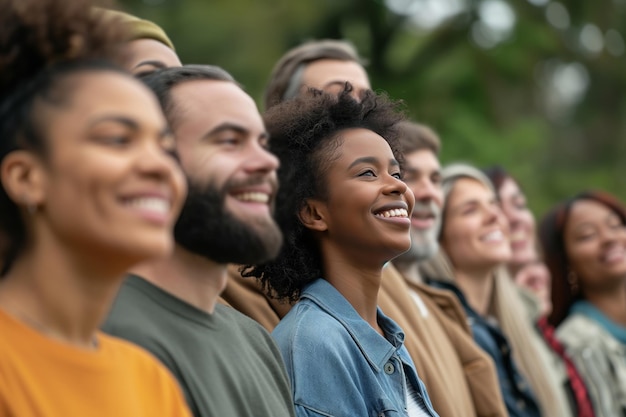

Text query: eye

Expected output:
[358,169,376,177]
[95,135,131,146]
[392,172,402,180]
[218,137,240,146]
[431,173,442,186]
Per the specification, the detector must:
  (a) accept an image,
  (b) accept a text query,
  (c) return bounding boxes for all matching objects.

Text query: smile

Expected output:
[125,197,170,215]
[375,208,409,218]
[232,191,270,204]
[481,230,505,242]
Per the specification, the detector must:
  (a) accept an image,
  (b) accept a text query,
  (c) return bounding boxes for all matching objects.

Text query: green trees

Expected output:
[121,0,626,214]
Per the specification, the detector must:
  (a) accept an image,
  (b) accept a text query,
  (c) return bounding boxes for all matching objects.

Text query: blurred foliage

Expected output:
[119,0,626,218]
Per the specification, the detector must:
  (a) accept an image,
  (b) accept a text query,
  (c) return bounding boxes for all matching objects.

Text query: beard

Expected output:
[394,201,441,264]
[174,178,283,265]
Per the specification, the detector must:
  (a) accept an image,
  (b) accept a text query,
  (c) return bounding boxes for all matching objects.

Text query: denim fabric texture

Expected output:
[272,279,440,417]
[430,281,541,417]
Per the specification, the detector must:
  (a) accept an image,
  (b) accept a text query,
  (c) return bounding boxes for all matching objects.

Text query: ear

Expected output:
[1,150,46,209]
[298,199,328,232]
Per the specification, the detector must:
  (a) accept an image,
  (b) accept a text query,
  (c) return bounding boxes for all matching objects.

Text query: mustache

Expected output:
[222,174,278,193]
[412,201,441,218]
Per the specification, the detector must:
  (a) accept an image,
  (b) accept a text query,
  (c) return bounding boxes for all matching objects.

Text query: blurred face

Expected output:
[37,71,186,263]
[441,178,511,273]
[514,262,552,316]
[123,39,182,75]
[301,59,370,99]
[499,177,537,265]
[315,128,415,264]
[395,149,443,262]
[170,80,282,263]
[564,199,626,293]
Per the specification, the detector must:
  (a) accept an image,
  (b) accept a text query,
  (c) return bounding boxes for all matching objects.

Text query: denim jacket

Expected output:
[272,279,439,417]
[430,281,541,417]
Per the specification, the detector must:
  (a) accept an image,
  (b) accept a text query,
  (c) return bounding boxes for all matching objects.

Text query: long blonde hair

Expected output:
[420,163,569,417]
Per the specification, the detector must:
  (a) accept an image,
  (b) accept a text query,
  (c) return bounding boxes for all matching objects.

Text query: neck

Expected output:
[0,239,126,349]
[455,267,494,316]
[584,280,626,326]
[320,242,383,333]
[131,245,227,314]
[392,259,423,285]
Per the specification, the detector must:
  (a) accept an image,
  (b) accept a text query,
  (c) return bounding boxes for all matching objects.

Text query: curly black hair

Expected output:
[242,86,406,302]
[0,0,130,274]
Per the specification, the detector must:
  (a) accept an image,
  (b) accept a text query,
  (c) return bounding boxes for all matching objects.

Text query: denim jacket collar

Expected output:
[301,279,406,372]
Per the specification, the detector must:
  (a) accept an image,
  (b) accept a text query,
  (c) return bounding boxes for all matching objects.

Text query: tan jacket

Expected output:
[220,264,508,417]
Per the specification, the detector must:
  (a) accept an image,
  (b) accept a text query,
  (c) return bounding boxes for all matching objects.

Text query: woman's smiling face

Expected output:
[311,128,415,264]
[32,70,186,265]
[441,177,511,273]
[564,199,626,293]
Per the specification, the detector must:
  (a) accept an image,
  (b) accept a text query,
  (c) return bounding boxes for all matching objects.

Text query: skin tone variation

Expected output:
[300,59,371,99]
[441,178,511,315]
[133,78,280,313]
[564,199,626,326]
[0,70,186,348]
[302,127,415,331]
[498,177,536,268]
[123,38,182,75]
[393,149,443,281]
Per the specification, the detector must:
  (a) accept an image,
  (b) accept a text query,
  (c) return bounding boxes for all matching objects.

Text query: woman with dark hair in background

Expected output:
[244,87,440,417]
[540,190,626,417]
[0,0,189,415]
[484,166,551,317]
[485,166,595,417]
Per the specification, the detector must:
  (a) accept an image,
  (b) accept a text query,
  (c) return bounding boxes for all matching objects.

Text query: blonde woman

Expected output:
[420,163,569,417]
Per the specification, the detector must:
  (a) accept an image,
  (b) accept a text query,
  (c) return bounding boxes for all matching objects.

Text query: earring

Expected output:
[22,196,36,215]
[567,270,579,293]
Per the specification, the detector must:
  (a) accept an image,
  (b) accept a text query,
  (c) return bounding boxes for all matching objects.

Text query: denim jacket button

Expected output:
[384,362,395,374]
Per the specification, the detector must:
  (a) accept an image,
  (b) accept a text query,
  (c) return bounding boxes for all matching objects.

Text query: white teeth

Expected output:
[127,197,169,214]
[234,192,270,203]
[482,230,504,242]
[375,208,408,218]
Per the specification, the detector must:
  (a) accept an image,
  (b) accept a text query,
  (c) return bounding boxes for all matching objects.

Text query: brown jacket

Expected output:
[220,264,507,417]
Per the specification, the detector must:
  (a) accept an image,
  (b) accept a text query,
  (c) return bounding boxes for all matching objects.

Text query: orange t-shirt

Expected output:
[0,308,191,417]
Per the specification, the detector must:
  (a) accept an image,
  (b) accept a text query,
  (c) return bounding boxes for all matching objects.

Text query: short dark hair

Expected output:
[242,85,405,301]
[0,0,129,274]
[140,64,236,129]
[396,121,441,155]
[539,190,626,327]
[263,39,364,110]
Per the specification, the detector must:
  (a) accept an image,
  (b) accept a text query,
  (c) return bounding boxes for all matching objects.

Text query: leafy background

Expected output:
[119,0,626,217]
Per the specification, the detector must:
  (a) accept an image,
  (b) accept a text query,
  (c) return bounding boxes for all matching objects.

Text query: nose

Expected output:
[484,203,504,225]
[243,140,280,174]
[384,174,409,196]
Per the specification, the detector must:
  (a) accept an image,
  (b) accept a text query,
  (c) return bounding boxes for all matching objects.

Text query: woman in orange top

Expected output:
[0,0,189,416]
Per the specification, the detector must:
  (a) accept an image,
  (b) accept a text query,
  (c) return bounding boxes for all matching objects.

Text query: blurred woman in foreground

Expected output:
[0,0,189,415]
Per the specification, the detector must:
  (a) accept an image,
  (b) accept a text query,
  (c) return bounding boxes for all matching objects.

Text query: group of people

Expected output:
[1,0,625,417]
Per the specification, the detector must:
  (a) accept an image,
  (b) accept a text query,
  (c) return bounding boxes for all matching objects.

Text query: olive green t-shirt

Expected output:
[103,275,295,417]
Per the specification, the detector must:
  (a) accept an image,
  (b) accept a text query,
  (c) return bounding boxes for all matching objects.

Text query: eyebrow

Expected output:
[348,156,399,170]
[88,115,170,137]
[203,122,269,140]
[133,60,168,70]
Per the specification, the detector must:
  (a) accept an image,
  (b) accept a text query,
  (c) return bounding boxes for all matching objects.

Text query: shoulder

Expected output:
[557,314,604,349]
[98,333,179,381]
